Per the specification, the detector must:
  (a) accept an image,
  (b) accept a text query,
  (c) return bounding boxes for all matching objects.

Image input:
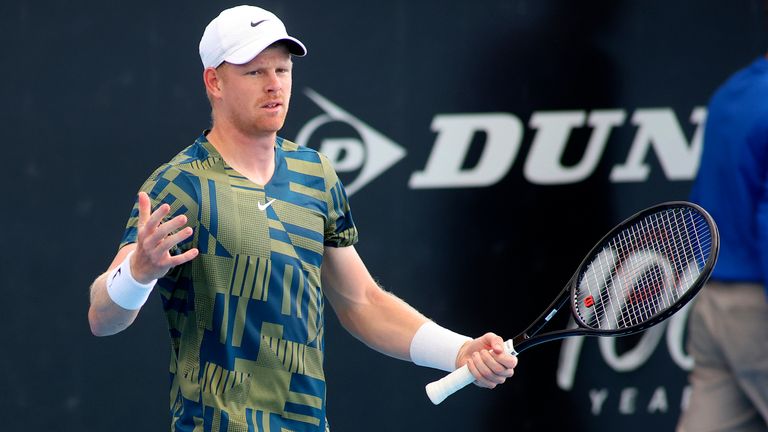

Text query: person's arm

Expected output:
[88,244,140,336]
[321,245,517,388]
[88,192,198,336]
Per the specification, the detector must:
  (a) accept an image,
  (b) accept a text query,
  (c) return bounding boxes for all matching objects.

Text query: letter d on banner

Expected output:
[409,113,523,188]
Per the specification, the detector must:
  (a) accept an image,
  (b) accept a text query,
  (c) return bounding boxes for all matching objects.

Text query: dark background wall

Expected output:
[2,0,766,430]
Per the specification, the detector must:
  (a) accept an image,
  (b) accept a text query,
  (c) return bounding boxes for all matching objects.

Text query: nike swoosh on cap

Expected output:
[251,19,267,27]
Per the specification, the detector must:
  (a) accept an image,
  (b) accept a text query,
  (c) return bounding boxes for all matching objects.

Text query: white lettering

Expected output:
[556,321,584,391]
[619,388,639,414]
[557,258,701,388]
[610,108,706,182]
[647,387,669,413]
[667,302,694,370]
[300,91,708,191]
[409,113,523,188]
[600,324,666,371]
[525,110,626,184]
[583,387,688,417]
[680,385,692,411]
[590,388,610,415]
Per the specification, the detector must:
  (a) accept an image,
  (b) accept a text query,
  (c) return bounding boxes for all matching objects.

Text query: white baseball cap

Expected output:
[199,5,307,69]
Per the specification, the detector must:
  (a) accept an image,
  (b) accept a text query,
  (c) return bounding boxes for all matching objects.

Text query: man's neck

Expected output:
[206,123,277,186]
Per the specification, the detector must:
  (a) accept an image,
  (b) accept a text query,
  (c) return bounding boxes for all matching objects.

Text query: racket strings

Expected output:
[612,211,709,326]
[576,207,714,330]
[622,209,710,325]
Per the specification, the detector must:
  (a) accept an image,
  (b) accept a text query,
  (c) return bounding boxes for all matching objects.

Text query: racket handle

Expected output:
[425,339,516,405]
[425,364,475,405]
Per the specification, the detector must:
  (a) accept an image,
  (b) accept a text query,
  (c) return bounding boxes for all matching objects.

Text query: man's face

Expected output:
[213,45,293,137]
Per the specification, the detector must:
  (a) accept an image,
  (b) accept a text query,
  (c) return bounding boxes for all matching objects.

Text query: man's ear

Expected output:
[203,67,223,98]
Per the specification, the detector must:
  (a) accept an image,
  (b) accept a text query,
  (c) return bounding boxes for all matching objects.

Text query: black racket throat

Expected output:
[510,274,595,354]
[510,278,574,354]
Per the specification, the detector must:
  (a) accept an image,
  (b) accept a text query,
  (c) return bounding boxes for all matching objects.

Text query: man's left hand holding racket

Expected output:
[454,333,518,389]
[410,323,518,393]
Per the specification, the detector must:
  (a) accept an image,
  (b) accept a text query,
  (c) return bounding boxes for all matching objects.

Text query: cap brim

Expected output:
[224,36,307,65]
[281,37,307,57]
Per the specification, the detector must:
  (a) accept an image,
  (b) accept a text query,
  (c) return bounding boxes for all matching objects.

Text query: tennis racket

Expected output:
[426,201,719,405]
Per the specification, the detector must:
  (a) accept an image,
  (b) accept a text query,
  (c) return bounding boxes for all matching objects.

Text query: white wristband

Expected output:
[106,251,157,310]
[410,321,472,372]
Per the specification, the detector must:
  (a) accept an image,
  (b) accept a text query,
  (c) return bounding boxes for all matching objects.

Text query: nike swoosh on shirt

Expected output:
[258,199,276,211]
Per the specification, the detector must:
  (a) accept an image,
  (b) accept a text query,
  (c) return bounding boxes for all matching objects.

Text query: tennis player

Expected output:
[87,5,517,431]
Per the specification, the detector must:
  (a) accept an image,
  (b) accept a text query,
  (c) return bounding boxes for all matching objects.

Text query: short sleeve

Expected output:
[119,164,201,254]
[319,155,358,247]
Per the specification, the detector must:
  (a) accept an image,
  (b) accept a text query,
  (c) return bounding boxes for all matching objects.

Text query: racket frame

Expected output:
[511,200,719,354]
[425,201,719,405]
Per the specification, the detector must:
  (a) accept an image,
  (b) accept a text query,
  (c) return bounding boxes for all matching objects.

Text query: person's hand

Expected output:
[455,332,517,388]
[131,191,199,283]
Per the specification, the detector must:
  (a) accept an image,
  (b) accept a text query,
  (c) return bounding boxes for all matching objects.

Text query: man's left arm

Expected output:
[321,245,517,388]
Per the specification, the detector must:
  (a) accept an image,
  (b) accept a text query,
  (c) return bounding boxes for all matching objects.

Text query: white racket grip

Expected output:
[425,364,475,405]
[425,339,516,405]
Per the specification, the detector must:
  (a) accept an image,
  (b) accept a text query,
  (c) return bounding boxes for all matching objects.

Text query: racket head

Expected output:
[569,201,719,335]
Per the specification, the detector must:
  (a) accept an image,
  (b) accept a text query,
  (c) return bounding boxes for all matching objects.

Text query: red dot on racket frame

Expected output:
[584,296,595,308]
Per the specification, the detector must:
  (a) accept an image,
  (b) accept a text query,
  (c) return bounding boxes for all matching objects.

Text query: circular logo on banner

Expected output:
[296,89,406,196]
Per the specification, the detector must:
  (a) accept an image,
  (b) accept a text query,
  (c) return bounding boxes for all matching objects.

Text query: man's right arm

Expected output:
[88,244,140,336]
[88,192,199,336]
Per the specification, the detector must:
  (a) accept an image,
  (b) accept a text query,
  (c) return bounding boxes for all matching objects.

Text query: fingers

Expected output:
[159,225,194,252]
[480,332,506,354]
[136,194,188,248]
[132,193,198,281]
[142,213,192,259]
[468,350,516,388]
[143,203,171,238]
[168,248,200,267]
[468,352,499,388]
[465,357,495,388]
[462,332,518,389]
[480,349,516,377]
[137,194,170,249]
[151,215,189,246]
[137,192,151,228]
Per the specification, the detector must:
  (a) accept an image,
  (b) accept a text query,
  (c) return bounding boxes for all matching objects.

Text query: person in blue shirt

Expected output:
[678,54,768,432]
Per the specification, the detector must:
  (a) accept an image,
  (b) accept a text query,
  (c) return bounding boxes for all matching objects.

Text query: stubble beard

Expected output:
[232,106,288,138]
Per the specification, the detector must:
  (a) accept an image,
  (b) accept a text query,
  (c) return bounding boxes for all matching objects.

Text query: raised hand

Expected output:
[131,191,199,283]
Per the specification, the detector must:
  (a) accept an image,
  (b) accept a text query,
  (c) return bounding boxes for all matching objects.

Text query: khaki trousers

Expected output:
[677,282,768,432]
